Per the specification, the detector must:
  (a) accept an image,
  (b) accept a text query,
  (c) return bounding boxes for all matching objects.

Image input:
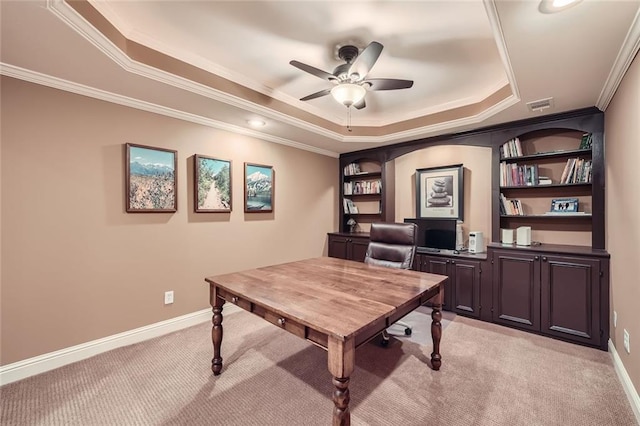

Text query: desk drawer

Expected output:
[253,305,306,339]
[218,289,252,311]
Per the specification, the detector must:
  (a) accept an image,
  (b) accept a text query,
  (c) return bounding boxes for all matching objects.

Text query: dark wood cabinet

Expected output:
[489,244,609,349]
[414,252,485,318]
[327,233,369,262]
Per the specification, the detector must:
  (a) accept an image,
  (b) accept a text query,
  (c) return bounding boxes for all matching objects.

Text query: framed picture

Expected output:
[415,164,464,220]
[244,163,274,213]
[126,143,177,213]
[194,155,232,213]
[550,198,578,213]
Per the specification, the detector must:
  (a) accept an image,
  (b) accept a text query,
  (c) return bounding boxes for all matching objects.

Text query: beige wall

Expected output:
[605,53,640,396]
[0,77,338,365]
[394,145,493,250]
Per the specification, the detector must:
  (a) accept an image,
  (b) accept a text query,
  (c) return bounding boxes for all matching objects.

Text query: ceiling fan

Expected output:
[290,41,414,110]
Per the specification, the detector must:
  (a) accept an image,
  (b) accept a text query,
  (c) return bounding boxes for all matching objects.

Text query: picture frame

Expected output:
[126,143,177,213]
[244,163,274,213]
[550,198,578,213]
[194,155,232,213]
[415,164,464,220]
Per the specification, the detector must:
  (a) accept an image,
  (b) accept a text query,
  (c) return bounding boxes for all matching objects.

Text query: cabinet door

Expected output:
[421,255,452,311]
[328,235,349,259]
[450,259,481,319]
[349,237,370,262]
[540,255,601,346]
[492,249,541,331]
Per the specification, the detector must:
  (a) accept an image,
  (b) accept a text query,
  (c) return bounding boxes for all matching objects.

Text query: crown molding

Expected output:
[0,63,340,158]
[597,7,640,110]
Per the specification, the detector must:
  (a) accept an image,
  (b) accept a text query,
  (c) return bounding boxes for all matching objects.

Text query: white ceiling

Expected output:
[1,0,639,157]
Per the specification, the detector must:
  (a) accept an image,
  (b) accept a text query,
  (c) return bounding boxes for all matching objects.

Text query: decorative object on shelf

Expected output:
[550,198,578,213]
[347,218,357,233]
[516,226,532,246]
[415,164,464,220]
[244,163,274,213]
[194,155,231,213]
[501,228,515,245]
[125,143,177,213]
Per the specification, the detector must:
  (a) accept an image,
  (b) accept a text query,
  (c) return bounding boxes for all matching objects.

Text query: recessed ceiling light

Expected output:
[539,0,582,14]
[247,119,266,128]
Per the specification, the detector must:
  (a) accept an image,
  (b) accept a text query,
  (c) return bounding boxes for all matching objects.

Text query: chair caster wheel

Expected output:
[381,338,389,347]
[404,328,412,336]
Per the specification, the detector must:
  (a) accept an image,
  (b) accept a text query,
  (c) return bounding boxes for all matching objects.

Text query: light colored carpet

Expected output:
[1,307,637,425]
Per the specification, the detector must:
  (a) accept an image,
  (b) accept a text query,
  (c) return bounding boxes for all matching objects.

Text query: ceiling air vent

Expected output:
[526,97,554,112]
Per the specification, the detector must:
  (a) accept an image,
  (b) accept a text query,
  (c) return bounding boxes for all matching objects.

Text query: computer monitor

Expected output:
[404,218,457,250]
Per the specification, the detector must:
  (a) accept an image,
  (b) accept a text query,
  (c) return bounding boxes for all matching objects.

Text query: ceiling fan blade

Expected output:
[348,41,383,80]
[364,78,414,91]
[290,60,337,82]
[299,88,332,101]
[353,98,366,110]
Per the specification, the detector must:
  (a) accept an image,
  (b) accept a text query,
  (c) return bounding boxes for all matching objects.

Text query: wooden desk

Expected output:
[204,256,447,425]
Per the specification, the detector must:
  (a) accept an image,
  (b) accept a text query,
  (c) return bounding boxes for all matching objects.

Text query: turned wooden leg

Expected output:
[210,285,225,375]
[328,336,355,426]
[431,306,442,371]
[430,284,444,371]
[332,377,350,426]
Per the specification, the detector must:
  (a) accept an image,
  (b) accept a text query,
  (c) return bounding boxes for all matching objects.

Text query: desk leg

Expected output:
[210,285,225,375]
[328,336,355,426]
[430,284,444,371]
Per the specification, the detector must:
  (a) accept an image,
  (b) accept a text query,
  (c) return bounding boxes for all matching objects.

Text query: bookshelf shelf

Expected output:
[500,148,592,163]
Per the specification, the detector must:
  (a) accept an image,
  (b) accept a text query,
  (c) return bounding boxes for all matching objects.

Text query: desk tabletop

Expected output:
[205,256,446,340]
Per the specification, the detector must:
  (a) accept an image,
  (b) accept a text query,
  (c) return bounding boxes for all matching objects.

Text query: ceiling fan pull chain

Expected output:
[347,107,352,132]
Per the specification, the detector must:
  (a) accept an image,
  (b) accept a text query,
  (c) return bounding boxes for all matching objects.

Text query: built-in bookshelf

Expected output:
[497,129,597,247]
[339,157,395,233]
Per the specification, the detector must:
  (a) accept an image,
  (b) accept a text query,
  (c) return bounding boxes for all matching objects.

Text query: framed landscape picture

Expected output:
[244,163,274,213]
[194,155,232,213]
[126,143,177,213]
[415,164,464,220]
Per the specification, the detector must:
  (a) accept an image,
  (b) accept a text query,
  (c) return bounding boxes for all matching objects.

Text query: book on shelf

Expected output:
[342,198,359,214]
[500,137,523,159]
[500,162,539,186]
[343,163,361,176]
[579,133,593,150]
[343,179,382,195]
[499,193,524,216]
[560,158,592,184]
[538,176,552,185]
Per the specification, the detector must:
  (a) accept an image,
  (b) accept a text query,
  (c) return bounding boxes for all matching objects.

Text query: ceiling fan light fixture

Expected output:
[331,83,366,107]
[539,0,582,14]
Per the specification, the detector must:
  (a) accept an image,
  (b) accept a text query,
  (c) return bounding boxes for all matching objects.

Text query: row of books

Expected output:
[343,179,382,195]
[579,133,593,150]
[343,198,359,214]
[499,193,524,216]
[499,162,551,187]
[560,157,592,184]
[343,163,365,176]
[500,137,523,159]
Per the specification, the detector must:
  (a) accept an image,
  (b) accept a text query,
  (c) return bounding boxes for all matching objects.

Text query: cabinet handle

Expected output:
[277,317,286,327]
[231,296,238,304]
[542,257,547,262]
[534,256,539,260]
[451,260,455,264]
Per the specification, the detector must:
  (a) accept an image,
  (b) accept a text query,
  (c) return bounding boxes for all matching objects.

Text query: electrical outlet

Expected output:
[623,329,630,354]
[614,311,617,328]
[164,291,174,305]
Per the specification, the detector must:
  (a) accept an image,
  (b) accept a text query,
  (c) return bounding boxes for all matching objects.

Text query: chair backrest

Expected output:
[364,222,418,270]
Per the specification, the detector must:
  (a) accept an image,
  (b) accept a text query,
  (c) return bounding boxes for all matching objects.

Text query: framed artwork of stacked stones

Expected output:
[415,164,464,220]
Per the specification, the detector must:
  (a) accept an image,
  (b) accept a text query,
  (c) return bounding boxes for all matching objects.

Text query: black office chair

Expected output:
[364,222,418,346]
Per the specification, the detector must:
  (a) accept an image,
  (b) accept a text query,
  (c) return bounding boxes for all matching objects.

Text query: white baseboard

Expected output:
[609,339,640,424]
[0,307,235,386]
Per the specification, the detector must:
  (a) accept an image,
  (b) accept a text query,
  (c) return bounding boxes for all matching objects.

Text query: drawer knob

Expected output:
[277,317,286,327]
[231,296,238,304]
[534,256,540,261]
